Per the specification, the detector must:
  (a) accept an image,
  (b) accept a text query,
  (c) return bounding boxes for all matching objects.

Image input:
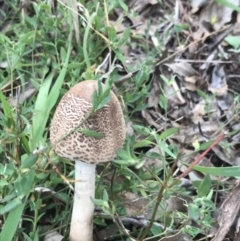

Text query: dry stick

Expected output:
[169,132,226,188]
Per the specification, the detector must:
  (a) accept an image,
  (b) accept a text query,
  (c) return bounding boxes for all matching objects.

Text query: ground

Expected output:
[0,0,240,241]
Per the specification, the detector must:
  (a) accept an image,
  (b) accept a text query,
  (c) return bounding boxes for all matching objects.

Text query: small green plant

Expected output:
[185,176,216,238]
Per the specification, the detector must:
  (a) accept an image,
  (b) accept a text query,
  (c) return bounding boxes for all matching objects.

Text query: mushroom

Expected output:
[50,80,125,241]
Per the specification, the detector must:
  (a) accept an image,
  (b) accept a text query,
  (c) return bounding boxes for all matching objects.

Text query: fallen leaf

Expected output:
[208,65,228,96]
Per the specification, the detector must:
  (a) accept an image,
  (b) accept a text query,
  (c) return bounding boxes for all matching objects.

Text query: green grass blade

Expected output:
[0,203,25,241]
[0,91,12,118]
[0,197,22,215]
[31,72,54,148]
[193,165,240,177]
[215,0,240,11]
[158,127,179,139]
[45,46,71,114]
[31,28,73,149]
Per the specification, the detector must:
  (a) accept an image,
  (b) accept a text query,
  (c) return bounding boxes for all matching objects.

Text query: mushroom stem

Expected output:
[70,161,96,241]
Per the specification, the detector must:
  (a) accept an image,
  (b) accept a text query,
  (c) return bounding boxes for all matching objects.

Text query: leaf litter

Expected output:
[106,0,240,240]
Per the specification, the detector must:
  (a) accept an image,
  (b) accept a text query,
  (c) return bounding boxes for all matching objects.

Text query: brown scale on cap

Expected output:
[50,80,125,164]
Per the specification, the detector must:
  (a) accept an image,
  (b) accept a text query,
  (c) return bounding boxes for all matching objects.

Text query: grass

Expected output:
[0,1,240,241]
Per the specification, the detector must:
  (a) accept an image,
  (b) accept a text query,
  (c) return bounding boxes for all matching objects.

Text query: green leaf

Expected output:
[81,67,95,80]
[225,35,240,49]
[113,158,139,166]
[94,217,106,226]
[21,134,30,154]
[60,47,67,60]
[150,223,163,236]
[14,169,35,196]
[0,163,15,177]
[107,26,117,42]
[22,233,34,241]
[160,74,176,86]
[214,0,240,11]
[199,140,214,151]
[193,165,240,177]
[132,125,151,136]
[92,90,99,110]
[207,189,214,200]
[97,79,103,96]
[158,127,179,139]
[80,129,105,138]
[114,48,125,62]
[196,89,208,99]
[33,227,40,241]
[96,95,111,111]
[159,141,176,158]
[0,91,12,118]
[183,225,201,237]
[103,189,109,202]
[227,129,240,137]
[21,154,38,169]
[116,149,131,160]
[119,0,128,13]
[91,198,109,208]
[147,180,159,189]
[0,203,25,241]
[0,192,17,204]
[174,23,189,33]
[117,28,130,47]
[197,175,211,197]
[96,81,111,111]
[0,197,22,215]
[188,203,200,221]
[133,139,153,149]
[159,94,168,110]
[0,180,9,188]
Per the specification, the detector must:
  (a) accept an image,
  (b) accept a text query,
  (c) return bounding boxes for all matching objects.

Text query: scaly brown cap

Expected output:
[50,80,125,164]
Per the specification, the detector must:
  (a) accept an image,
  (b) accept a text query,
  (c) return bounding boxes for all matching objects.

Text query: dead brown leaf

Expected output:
[208,65,228,96]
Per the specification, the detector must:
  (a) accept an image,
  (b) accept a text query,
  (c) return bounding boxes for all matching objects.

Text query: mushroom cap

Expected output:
[50,80,125,164]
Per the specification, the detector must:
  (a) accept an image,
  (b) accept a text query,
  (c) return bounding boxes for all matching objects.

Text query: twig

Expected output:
[169,132,226,188]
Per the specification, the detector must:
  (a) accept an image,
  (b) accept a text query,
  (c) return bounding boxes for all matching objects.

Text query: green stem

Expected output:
[139,153,181,241]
